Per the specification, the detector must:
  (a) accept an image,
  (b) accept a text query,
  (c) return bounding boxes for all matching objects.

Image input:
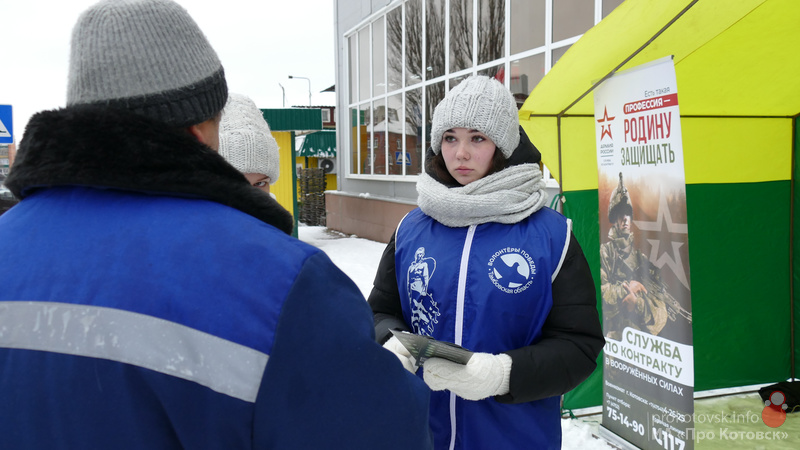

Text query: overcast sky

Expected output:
[0,0,337,143]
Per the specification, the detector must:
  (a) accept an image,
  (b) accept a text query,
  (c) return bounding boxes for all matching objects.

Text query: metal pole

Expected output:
[288,75,312,106]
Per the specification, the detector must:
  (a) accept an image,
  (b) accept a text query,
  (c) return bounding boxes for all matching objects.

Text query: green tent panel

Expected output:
[683,181,790,388]
[560,189,604,409]
[519,0,800,410]
[794,116,800,381]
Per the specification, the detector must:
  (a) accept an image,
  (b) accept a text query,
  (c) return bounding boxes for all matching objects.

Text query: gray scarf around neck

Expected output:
[416,163,549,227]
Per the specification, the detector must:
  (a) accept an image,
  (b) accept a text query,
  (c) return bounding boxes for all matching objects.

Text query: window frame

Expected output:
[343,0,625,187]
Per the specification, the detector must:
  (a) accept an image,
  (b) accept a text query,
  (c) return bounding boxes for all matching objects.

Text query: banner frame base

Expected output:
[597,425,641,450]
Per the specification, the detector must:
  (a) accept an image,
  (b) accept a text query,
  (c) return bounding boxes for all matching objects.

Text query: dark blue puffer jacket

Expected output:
[0,106,432,449]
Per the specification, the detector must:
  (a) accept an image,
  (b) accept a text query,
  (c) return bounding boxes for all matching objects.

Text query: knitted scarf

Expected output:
[416,163,548,227]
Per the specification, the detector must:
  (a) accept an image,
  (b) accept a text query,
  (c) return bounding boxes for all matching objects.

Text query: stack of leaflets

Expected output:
[390,330,473,367]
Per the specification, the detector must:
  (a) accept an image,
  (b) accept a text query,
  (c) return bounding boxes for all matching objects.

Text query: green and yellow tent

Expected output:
[519,0,800,410]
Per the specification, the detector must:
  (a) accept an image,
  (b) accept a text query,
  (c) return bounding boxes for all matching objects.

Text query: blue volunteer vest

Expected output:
[395,206,570,450]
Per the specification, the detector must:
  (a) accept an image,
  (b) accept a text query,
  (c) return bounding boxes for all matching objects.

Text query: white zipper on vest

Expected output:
[449,224,477,450]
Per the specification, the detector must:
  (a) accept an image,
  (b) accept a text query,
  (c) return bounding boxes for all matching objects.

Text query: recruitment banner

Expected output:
[595,56,695,450]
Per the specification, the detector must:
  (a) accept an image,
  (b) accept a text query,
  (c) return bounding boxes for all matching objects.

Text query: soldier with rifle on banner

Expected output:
[600,173,692,341]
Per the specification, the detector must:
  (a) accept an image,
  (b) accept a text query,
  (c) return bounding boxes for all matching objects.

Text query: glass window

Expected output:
[449,0,473,73]
[553,0,594,43]
[358,27,370,101]
[510,0,545,55]
[372,98,387,174]
[545,165,556,182]
[478,0,504,65]
[387,94,405,175]
[477,63,504,81]
[349,36,358,103]
[405,0,423,86]
[350,107,361,173]
[552,44,572,67]
[373,18,386,96]
[603,0,626,18]
[387,7,402,92]
[345,0,603,182]
[449,73,472,92]
[426,0,445,80]
[509,53,544,108]
[405,88,423,175]
[425,81,445,150]
[358,103,371,174]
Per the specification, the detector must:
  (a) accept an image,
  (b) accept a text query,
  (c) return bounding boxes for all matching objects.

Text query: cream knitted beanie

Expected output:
[218,93,280,184]
[67,0,227,127]
[430,76,520,158]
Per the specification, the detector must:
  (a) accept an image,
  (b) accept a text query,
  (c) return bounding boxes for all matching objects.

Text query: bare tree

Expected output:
[424,0,446,124]
[385,0,506,133]
[387,0,445,131]
[478,0,504,66]
[449,0,472,72]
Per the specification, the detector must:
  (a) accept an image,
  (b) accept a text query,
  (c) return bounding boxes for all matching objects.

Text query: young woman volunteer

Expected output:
[218,93,280,197]
[368,75,604,450]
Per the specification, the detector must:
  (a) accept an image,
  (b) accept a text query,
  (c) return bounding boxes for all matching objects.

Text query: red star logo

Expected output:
[597,106,615,141]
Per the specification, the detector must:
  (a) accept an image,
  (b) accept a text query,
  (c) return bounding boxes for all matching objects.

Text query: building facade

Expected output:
[330,0,625,242]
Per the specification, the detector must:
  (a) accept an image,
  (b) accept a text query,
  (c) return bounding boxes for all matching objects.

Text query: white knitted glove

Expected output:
[423,353,512,401]
[383,335,418,373]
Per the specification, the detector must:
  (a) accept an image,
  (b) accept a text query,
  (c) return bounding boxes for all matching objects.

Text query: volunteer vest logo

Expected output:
[487,247,536,294]
[407,247,440,336]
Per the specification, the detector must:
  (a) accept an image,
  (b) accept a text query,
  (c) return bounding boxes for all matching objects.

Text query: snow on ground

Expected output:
[298,224,613,449]
[297,225,385,298]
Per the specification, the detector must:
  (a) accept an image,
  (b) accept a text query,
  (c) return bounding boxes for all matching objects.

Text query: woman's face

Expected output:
[440,128,497,185]
[244,173,271,194]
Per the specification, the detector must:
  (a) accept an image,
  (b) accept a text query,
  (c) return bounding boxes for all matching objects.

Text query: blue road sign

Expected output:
[0,105,13,144]
[395,151,412,166]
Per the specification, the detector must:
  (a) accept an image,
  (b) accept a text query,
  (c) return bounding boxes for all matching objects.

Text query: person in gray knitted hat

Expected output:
[0,1,434,449]
[429,75,520,159]
[68,0,228,129]
[368,75,603,448]
[218,93,281,196]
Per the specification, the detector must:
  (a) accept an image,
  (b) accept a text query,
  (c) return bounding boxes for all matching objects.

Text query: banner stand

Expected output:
[595,55,695,449]
[598,426,640,450]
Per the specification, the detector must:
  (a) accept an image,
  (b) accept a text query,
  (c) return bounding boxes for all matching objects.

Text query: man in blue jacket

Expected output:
[0,1,431,448]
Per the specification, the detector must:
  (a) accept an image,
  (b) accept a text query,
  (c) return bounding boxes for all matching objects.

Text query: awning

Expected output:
[296,130,337,158]
[515,0,800,409]
[519,0,800,192]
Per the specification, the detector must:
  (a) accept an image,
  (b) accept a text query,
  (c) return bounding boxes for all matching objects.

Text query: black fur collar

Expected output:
[6,105,294,234]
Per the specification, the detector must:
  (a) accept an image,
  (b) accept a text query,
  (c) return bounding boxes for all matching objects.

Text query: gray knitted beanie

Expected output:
[219,94,280,184]
[67,0,228,127]
[430,75,520,158]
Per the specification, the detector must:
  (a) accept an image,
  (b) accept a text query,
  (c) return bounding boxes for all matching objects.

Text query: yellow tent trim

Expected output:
[683,118,791,184]
[519,0,799,190]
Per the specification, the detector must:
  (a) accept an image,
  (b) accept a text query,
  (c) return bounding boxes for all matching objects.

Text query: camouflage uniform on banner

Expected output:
[600,173,670,340]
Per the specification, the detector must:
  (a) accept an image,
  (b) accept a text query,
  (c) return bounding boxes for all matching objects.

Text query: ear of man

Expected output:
[186,115,222,151]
